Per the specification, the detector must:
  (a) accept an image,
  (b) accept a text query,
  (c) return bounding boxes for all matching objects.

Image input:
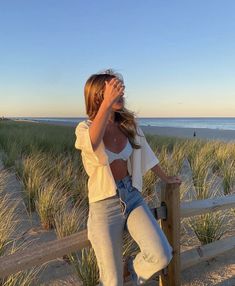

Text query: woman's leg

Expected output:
[126,200,173,285]
[87,197,125,286]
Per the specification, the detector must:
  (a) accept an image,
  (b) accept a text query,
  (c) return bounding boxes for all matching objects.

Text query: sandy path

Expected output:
[181,251,235,285]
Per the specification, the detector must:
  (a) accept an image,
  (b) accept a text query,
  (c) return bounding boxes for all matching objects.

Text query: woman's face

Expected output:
[110,78,125,111]
[111,95,125,110]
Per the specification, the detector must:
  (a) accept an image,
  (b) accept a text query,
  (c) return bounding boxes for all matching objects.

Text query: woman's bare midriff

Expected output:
[109,160,129,181]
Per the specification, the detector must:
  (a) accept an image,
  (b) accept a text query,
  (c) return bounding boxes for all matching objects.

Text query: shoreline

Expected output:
[10,119,235,142]
[140,125,235,142]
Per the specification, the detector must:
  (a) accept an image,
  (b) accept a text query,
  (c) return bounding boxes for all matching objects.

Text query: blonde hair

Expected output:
[84,69,142,149]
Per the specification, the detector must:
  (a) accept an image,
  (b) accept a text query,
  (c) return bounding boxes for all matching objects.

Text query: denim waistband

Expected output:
[115,175,132,189]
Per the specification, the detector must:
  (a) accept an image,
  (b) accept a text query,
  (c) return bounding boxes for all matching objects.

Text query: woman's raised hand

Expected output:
[103,78,125,107]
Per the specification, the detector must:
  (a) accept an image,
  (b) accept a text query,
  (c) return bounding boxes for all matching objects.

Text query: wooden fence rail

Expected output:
[0,206,167,279]
[0,230,89,278]
[0,184,234,286]
[181,193,235,218]
[181,235,235,270]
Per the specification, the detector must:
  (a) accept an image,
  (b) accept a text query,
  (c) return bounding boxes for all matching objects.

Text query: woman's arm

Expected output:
[89,78,124,151]
[151,164,182,184]
[89,100,112,151]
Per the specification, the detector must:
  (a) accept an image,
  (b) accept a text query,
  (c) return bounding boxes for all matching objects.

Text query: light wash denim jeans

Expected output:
[87,175,173,286]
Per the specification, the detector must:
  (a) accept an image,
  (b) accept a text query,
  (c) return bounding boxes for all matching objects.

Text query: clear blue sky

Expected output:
[1,0,235,117]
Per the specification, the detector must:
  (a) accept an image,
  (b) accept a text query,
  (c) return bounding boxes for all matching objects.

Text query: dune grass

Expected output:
[16,152,53,212]
[0,120,235,284]
[188,211,229,245]
[0,174,19,255]
[1,268,39,286]
[35,180,68,229]
[54,197,99,285]
[0,170,42,285]
[0,121,75,168]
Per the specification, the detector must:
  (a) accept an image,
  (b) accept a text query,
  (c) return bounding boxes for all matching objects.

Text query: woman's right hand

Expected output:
[103,78,125,107]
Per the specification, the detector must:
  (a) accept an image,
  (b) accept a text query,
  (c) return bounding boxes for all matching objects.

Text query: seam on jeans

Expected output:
[119,197,127,215]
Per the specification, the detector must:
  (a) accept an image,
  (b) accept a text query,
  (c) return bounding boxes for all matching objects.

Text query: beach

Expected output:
[141,125,235,142]
[12,118,235,142]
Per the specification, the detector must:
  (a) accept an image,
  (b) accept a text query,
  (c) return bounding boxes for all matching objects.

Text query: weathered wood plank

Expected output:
[0,230,90,278]
[159,183,181,286]
[181,235,235,270]
[0,206,165,278]
[181,194,235,218]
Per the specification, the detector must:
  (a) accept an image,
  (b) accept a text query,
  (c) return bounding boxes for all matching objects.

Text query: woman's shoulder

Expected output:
[76,119,92,128]
[75,119,92,133]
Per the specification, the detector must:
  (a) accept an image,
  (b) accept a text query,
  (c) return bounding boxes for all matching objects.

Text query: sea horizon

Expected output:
[7,116,235,131]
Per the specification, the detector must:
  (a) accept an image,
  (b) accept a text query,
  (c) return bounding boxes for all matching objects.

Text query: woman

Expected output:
[75,69,182,286]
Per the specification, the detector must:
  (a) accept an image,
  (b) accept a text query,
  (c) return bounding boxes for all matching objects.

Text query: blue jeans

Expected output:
[87,175,173,286]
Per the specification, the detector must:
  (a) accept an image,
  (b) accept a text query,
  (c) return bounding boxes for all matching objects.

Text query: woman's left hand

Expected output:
[164,176,182,185]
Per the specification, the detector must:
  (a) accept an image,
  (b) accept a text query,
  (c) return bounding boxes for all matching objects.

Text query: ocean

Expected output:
[10,117,235,131]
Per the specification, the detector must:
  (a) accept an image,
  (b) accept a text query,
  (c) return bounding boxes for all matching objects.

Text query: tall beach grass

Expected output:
[0,169,41,285]
[0,120,235,284]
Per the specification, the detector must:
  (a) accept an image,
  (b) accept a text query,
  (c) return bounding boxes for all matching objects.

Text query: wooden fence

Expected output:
[159,183,235,286]
[0,183,234,285]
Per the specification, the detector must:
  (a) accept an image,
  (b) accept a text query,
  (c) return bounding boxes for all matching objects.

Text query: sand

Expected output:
[140,125,235,142]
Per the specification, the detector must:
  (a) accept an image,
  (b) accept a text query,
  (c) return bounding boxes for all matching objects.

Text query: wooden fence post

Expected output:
[159,182,181,286]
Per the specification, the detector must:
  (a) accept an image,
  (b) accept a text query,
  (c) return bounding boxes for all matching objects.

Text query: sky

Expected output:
[1,0,235,118]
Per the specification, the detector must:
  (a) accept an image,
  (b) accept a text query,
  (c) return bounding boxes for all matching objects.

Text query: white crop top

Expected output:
[105,140,133,164]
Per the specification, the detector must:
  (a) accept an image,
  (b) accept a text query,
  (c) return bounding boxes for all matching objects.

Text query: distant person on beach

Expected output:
[193,131,196,137]
[75,69,182,285]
